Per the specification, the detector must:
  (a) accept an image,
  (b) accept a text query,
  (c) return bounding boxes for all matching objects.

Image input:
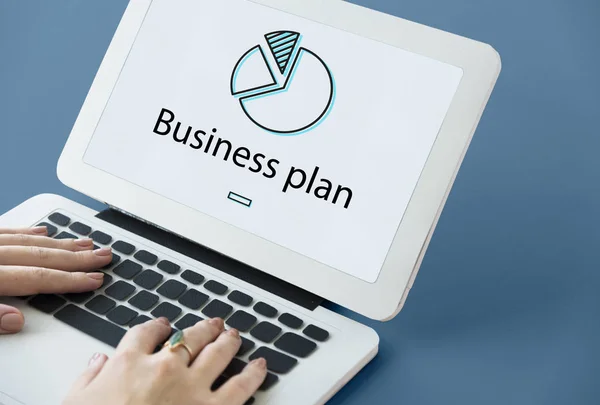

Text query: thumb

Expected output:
[0,304,24,334]
[71,353,109,391]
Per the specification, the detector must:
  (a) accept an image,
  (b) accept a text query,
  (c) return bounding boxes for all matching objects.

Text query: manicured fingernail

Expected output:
[94,247,112,256]
[31,226,47,234]
[87,272,104,280]
[0,313,24,332]
[250,358,267,369]
[88,352,101,366]
[228,328,240,338]
[156,317,170,326]
[74,238,93,247]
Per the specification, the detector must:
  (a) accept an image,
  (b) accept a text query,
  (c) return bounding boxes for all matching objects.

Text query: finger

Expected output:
[191,327,241,381]
[117,317,172,354]
[213,358,267,405]
[70,353,109,391]
[0,304,24,334]
[0,246,112,271]
[158,318,224,365]
[0,226,48,236]
[0,234,94,251]
[0,266,104,296]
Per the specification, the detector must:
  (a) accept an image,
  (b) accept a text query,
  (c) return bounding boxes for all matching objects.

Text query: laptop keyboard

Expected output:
[25,211,331,402]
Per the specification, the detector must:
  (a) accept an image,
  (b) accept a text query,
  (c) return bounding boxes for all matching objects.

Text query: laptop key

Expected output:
[36,222,57,237]
[129,314,152,328]
[69,222,91,236]
[128,291,159,311]
[259,373,280,391]
[107,306,139,326]
[226,311,257,332]
[253,302,277,318]
[157,260,180,274]
[151,302,182,321]
[201,299,233,319]
[223,358,247,377]
[181,269,204,285]
[278,313,303,329]
[113,259,142,279]
[29,294,66,313]
[178,289,209,310]
[85,295,116,315]
[48,212,70,226]
[105,280,136,301]
[90,230,112,245]
[134,250,158,265]
[134,270,163,290]
[250,347,298,374]
[303,324,329,342]
[102,252,121,270]
[228,290,253,307]
[274,332,317,358]
[157,280,187,300]
[174,313,203,330]
[112,240,136,255]
[55,304,126,348]
[237,336,256,356]
[204,280,228,295]
[101,273,113,288]
[64,291,94,304]
[250,322,281,343]
[245,398,255,405]
[55,231,77,240]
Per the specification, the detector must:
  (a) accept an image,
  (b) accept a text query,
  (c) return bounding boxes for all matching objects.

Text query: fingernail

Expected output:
[31,226,47,234]
[88,352,101,366]
[209,318,223,327]
[227,328,240,338]
[94,247,112,257]
[87,272,104,280]
[74,238,93,247]
[250,358,267,369]
[156,317,170,326]
[0,313,24,333]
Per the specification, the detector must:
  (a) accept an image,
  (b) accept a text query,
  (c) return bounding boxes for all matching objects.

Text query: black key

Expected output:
[134,250,158,265]
[178,289,209,310]
[226,311,257,332]
[112,240,136,255]
[259,373,280,391]
[303,324,329,342]
[275,332,317,358]
[102,252,121,270]
[279,313,303,329]
[55,231,77,240]
[250,322,281,343]
[55,304,126,347]
[113,260,142,279]
[201,299,233,319]
[245,398,255,405]
[157,280,187,300]
[128,291,159,311]
[253,302,277,318]
[105,281,136,301]
[249,347,297,374]
[48,212,70,226]
[69,221,91,236]
[223,357,247,377]
[129,314,152,328]
[175,313,203,330]
[133,270,163,290]
[237,336,255,356]
[107,306,138,326]
[151,302,182,321]
[228,290,253,306]
[181,270,204,285]
[29,294,66,313]
[204,280,228,295]
[101,273,113,288]
[90,230,112,245]
[64,291,94,304]
[211,375,228,391]
[85,295,116,315]
[36,222,57,237]
[157,260,180,274]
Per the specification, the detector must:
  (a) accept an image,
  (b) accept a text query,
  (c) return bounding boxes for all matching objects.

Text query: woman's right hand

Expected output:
[63,317,267,405]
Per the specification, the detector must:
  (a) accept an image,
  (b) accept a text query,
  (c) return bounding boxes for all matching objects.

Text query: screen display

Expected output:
[84,0,463,283]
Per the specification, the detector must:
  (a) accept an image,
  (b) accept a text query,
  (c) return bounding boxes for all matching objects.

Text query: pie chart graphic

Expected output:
[230,31,335,135]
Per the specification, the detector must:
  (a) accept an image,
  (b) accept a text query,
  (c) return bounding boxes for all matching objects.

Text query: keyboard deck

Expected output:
[26,211,331,404]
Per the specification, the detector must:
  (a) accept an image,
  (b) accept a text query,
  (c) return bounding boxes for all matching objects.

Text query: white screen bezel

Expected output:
[57,0,501,320]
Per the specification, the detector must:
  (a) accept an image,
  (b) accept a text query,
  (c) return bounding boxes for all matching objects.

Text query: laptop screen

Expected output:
[84,0,463,283]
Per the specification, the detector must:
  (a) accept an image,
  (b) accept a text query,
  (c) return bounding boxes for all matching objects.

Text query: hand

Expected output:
[63,317,267,405]
[0,226,112,334]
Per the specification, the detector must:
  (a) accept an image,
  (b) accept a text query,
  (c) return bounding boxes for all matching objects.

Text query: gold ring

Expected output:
[163,330,193,359]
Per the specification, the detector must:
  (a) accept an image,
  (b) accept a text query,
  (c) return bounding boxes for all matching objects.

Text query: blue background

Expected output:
[1,1,599,404]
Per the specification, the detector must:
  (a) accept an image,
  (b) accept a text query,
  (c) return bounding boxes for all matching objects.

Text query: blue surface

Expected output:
[1,1,599,404]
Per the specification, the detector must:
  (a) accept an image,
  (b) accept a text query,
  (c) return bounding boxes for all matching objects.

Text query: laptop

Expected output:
[0,0,501,404]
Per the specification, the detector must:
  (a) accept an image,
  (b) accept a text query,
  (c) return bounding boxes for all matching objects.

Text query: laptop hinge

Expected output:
[95,207,324,311]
